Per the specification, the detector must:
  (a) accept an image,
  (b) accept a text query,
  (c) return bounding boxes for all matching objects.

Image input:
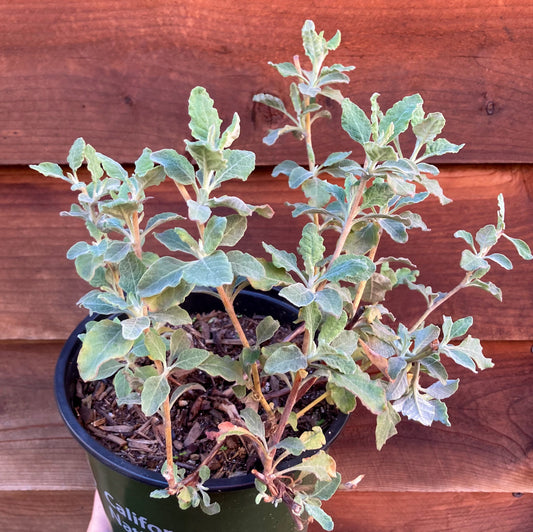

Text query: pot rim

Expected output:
[55,289,349,492]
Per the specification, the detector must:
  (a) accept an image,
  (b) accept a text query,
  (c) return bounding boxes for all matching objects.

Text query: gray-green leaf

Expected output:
[263,344,307,374]
[78,320,133,381]
[141,374,171,416]
[341,99,371,145]
[138,257,186,297]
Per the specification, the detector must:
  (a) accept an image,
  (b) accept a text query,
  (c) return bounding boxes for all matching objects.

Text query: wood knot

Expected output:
[485,100,496,115]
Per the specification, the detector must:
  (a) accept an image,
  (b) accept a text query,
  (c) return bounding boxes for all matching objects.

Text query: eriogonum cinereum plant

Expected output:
[32,20,532,531]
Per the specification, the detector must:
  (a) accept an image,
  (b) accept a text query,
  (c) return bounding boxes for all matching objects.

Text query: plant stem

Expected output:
[173,165,273,416]
[408,274,471,333]
[162,396,177,491]
[351,239,380,317]
[271,369,304,445]
[154,357,177,492]
[331,177,368,266]
[132,210,143,259]
[295,390,329,420]
[216,286,274,417]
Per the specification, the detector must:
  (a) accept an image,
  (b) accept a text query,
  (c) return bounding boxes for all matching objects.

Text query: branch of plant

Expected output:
[132,210,143,259]
[350,236,381,318]
[271,369,305,446]
[407,229,505,333]
[408,273,471,333]
[327,175,369,271]
[295,390,329,420]
[216,286,274,417]
[172,180,273,417]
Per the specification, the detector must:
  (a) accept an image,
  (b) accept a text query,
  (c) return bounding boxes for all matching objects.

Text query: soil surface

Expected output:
[74,310,337,479]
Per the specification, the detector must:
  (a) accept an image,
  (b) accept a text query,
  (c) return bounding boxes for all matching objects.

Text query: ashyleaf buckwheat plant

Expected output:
[33,19,532,532]
[251,19,532,528]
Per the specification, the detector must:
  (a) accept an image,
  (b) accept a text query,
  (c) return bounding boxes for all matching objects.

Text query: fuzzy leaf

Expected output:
[186,141,226,173]
[487,253,513,270]
[263,344,307,374]
[252,93,287,113]
[289,166,314,189]
[255,316,280,346]
[78,320,133,381]
[288,450,336,481]
[96,152,128,180]
[314,288,343,318]
[156,228,198,256]
[263,243,299,273]
[241,408,266,442]
[379,218,408,243]
[219,112,241,149]
[183,251,233,287]
[460,250,489,271]
[425,379,459,400]
[200,355,244,384]
[141,374,170,416]
[144,328,167,363]
[328,383,356,413]
[248,259,294,291]
[215,149,255,184]
[268,61,301,78]
[175,348,210,370]
[188,86,222,142]
[203,216,227,255]
[412,112,446,144]
[77,290,124,315]
[396,390,435,426]
[469,279,502,301]
[68,137,86,173]
[503,234,533,260]
[119,252,147,294]
[150,149,195,185]
[454,230,475,248]
[279,283,315,307]
[330,367,386,415]
[475,224,498,249]
[380,94,423,139]
[304,502,334,531]
[298,223,325,274]
[30,162,67,180]
[323,255,375,284]
[138,257,186,297]
[187,199,212,224]
[424,138,464,158]
[219,215,247,247]
[227,250,265,280]
[121,317,150,341]
[276,437,306,456]
[376,403,401,450]
[341,99,371,144]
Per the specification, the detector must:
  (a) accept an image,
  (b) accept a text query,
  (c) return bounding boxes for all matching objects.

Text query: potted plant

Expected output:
[32,20,531,532]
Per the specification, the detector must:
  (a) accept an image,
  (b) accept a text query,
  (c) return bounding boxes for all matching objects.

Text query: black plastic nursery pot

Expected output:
[55,289,348,532]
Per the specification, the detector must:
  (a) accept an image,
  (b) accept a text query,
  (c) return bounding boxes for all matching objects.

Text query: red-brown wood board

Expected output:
[2,165,532,341]
[0,1,532,530]
[0,341,532,530]
[0,0,531,165]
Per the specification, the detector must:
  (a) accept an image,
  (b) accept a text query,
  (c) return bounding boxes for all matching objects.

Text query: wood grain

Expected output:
[0,491,94,532]
[310,492,533,532]
[1,342,531,494]
[2,165,532,341]
[0,491,530,532]
[0,0,531,165]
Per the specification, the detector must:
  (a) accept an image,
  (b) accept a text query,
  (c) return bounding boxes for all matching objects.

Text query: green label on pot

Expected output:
[103,491,174,532]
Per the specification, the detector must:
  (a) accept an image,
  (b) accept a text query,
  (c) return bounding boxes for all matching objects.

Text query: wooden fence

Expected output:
[1,1,532,530]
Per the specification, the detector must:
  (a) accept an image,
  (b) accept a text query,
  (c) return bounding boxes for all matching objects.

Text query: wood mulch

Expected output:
[74,310,337,479]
